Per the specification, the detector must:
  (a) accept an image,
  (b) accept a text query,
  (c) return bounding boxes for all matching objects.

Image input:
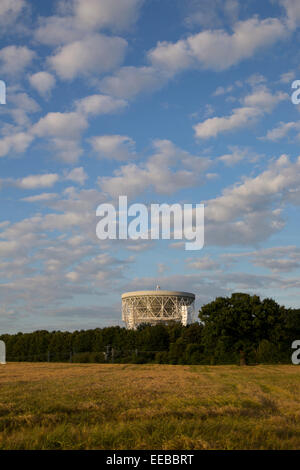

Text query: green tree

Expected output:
[199,293,285,364]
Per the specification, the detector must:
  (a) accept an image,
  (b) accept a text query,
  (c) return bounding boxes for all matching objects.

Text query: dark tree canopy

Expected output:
[1,293,299,365]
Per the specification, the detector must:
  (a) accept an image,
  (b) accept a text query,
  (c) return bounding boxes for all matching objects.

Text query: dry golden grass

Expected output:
[0,363,300,449]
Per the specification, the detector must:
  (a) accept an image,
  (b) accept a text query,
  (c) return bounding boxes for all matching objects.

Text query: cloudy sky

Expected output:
[1,0,300,333]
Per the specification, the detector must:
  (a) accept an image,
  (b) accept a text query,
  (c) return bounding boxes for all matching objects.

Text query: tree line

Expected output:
[1,293,299,365]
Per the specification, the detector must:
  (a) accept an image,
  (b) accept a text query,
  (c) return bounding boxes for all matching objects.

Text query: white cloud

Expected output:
[246,73,267,87]
[207,155,294,223]
[253,257,300,272]
[213,84,234,96]
[223,245,300,273]
[32,111,88,163]
[187,256,220,270]
[73,0,143,32]
[0,0,27,29]
[194,86,287,139]
[99,139,211,198]
[9,92,40,114]
[100,15,289,100]
[64,167,88,185]
[242,86,287,111]
[149,17,287,73]
[35,15,84,46]
[22,193,58,203]
[75,94,127,115]
[277,0,300,30]
[149,40,193,75]
[33,112,88,139]
[35,0,143,45]
[15,173,59,190]
[50,139,84,164]
[184,0,239,29]
[0,45,35,76]
[205,155,300,245]
[90,135,136,161]
[99,66,165,99]
[48,33,127,80]
[194,106,261,139]
[31,93,128,163]
[0,132,33,158]
[263,121,300,141]
[29,72,56,97]
[1,89,40,126]
[279,70,295,83]
[218,146,261,166]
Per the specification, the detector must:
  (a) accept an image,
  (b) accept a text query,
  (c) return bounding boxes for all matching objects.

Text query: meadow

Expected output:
[0,363,299,450]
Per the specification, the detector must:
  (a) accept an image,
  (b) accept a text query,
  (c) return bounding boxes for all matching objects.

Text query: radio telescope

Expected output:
[0,341,6,364]
[122,289,195,329]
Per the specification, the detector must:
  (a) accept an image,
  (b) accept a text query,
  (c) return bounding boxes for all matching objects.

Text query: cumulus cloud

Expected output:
[89,135,136,161]
[29,72,56,97]
[242,86,287,111]
[35,0,143,45]
[0,45,35,76]
[149,17,287,73]
[0,0,28,30]
[184,0,240,29]
[0,88,40,127]
[218,146,261,166]
[222,246,300,273]
[263,121,300,141]
[194,106,260,139]
[0,183,129,330]
[30,91,129,163]
[205,155,300,245]
[187,256,220,270]
[48,34,127,80]
[0,132,33,158]
[279,70,295,83]
[15,173,59,190]
[0,174,59,191]
[73,0,143,32]
[277,0,300,30]
[33,111,88,139]
[22,193,58,203]
[100,13,291,100]
[99,139,211,198]
[194,86,288,139]
[64,167,88,185]
[32,111,88,163]
[99,66,165,99]
[75,94,127,115]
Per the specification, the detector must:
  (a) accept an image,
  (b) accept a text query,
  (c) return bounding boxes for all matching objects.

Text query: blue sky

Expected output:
[1,0,300,333]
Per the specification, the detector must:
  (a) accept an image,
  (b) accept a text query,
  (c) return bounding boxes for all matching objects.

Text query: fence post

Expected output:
[47,351,50,362]
[70,351,73,363]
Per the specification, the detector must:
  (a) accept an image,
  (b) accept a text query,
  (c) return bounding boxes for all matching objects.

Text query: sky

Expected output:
[1,0,300,333]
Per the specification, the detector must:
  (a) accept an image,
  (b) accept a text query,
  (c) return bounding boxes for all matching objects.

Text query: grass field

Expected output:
[0,363,300,450]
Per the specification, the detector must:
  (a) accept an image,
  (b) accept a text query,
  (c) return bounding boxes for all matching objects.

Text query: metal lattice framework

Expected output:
[122,290,195,329]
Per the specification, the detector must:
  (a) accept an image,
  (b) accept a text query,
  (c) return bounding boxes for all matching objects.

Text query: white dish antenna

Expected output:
[0,341,6,364]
